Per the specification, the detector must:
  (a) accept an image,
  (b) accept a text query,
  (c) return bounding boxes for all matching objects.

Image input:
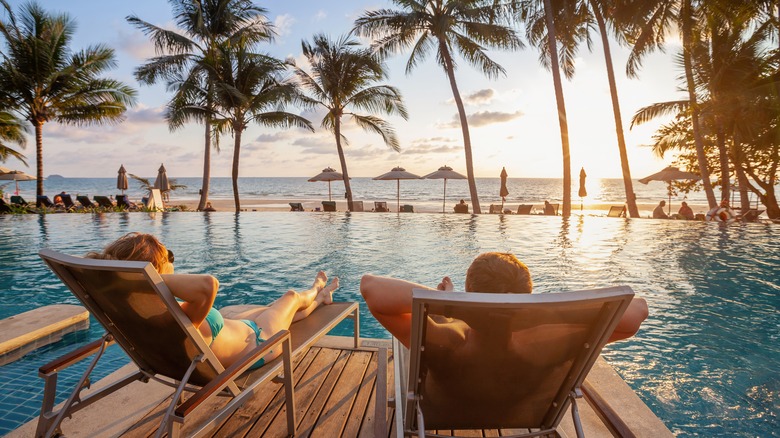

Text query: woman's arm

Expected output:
[160,274,219,327]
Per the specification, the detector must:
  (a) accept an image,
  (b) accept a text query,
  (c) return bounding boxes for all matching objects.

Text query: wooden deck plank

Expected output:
[342,351,378,437]
[295,349,352,436]
[310,350,372,437]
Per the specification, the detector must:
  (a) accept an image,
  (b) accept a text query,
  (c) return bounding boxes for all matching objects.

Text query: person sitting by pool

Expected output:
[677,201,694,220]
[543,200,556,215]
[360,252,649,349]
[86,232,339,369]
[652,200,669,219]
[52,194,65,208]
[453,199,469,213]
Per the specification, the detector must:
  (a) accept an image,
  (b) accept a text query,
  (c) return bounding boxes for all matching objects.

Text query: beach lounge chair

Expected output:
[453,203,469,214]
[607,205,626,218]
[11,195,28,206]
[289,202,304,211]
[741,209,764,222]
[401,204,414,213]
[36,249,360,438]
[93,195,114,208]
[322,200,337,212]
[350,200,364,212]
[544,203,560,216]
[489,204,503,214]
[517,204,533,215]
[61,194,75,210]
[0,198,10,213]
[37,195,55,208]
[76,195,95,208]
[377,286,634,438]
[374,201,389,212]
[116,194,132,209]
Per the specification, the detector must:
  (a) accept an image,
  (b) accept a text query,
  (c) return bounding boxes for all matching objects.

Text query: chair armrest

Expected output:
[175,329,290,418]
[38,337,114,375]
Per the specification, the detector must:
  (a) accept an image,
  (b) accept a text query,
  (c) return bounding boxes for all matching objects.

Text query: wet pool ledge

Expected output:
[0,305,89,366]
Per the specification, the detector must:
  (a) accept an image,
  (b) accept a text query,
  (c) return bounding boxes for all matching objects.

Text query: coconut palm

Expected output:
[291,34,408,211]
[354,0,522,214]
[0,110,26,164]
[127,0,273,211]
[0,1,136,199]
[207,45,313,213]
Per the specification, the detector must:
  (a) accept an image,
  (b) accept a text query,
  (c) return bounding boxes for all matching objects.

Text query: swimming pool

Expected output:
[0,212,778,436]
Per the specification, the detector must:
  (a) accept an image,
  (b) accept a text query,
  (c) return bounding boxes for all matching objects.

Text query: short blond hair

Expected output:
[465,252,532,294]
[86,232,168,271]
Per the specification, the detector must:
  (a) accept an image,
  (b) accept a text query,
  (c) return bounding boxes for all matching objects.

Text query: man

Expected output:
[678,201,694,220]
[653,200,669,219]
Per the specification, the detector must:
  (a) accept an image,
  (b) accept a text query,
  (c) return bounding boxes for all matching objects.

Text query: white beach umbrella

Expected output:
[639,166,701,214]
[117,164,128,194]
[423,165,466,213]
[0,166,36,195]
[308,167,345,201]
[373,166,421,212]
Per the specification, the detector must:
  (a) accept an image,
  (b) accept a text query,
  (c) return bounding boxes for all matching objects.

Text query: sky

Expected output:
[2,0,686,179]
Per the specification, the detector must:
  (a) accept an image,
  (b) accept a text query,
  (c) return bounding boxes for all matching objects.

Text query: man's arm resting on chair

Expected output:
[608,297,648,343]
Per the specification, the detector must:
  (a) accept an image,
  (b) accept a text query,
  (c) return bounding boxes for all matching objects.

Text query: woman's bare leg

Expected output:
[254,272,336,335]
[221,271,333,321]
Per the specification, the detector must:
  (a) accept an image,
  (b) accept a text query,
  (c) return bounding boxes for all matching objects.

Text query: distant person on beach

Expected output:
[360,252,649,348]
[203,202,216,212]
[87,232,339,369]
[453,199,469,213]
[678,202,694,220]
[52,194,65,207]
[653,201,669,219]
[543,200,555,215]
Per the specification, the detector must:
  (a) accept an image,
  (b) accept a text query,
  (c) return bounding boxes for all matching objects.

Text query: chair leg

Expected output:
[374,347,388,438]
[570,389,585,438]
[351,306,361,348]
[282,337,297,435]
[156,355,204,438]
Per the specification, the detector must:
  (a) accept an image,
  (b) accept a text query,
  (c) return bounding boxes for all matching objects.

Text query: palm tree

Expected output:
[208,45,313,213]
[291,34,408,211]
[354,0,522,214]
[127,0,272,211]
[0,110,26,164]
[0,1,136,200]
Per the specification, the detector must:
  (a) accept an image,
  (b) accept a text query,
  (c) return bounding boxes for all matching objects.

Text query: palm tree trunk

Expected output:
[34,121,44,199]
[681,0,717,209]
[197,117,211,211]
[592,1,639,218]
[439,40,481,214]
[232,129,242,213]
[715,125,729,201]
[543,0,572,217]
[334,118,354,210]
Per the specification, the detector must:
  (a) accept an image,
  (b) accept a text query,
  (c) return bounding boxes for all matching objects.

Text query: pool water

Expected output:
[0,212,778,436]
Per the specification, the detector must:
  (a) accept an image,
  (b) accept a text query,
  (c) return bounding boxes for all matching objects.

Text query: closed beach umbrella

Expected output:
[423,165,466,213]
[153,164,170,200]
[373,166,421,212]
[0,166,35,195]
[308,167,345,201]
[578,167,587,211]
[117,165,128,194]
[639,166,701,215]
[499,167,509,209]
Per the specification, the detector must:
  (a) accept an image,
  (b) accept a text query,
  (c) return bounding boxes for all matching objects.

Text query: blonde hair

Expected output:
[86,232,168,271]
[465,252,532,294]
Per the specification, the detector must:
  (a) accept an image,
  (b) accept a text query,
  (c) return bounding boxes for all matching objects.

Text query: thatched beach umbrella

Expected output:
[499,167,509,210]
[373,166,420,212]
[423,165,466,213]
[153,164,170,201]
[117,165,128,194]
[639,166,701,215]
[0,166,35,195]
[578,167,587,211]
[308,167,345,201]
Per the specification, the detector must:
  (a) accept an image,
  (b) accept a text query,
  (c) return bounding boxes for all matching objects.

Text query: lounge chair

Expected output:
[0,198,10,213]
[517,204,533,215]
[11,195,29,206]
[116,194,132,209]
[544,203,560,216]
[36,249,360,438]
[322,200,337,212]
[374,201,389,212]
[377,286,634,437]
[289,202,304,211]
[489,204,503,214]
[37,195,55,208]
[93,195,114,208]
[76,195,95,208]
[350,200,364,212]
[607,205,626,218]
[61,194,76,210]
[401,204,414,213]
[741,209,764,222]
[453,203,469,214]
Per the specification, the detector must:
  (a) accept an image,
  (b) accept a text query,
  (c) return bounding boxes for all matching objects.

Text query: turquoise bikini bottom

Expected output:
[240,319,268,370]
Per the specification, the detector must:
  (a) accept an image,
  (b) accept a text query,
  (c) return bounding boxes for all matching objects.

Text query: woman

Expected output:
[87,232,338,369]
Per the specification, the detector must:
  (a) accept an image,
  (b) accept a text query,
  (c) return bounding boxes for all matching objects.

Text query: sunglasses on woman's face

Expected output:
[167,249,175,264]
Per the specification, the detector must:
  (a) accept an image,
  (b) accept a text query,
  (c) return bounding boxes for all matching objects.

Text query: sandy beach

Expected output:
[172,197,715,218]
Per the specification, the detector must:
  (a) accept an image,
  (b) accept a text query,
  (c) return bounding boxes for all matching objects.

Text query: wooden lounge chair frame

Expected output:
[516,204,533,215]
[322,200,337,212]
[37,249,360,438]
[350,200,364,212]
[92,195,114,208]
[544,203,560,216]
[401,204,414,213]
[453,203,469,214]
[375,201,389,212]
[377,287,634,438]
[289,202,304,211]
[607,205,626,218]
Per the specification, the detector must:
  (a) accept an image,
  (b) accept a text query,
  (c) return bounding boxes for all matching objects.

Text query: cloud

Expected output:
[445,88,496,106]
[115,21,179,61]
[438,110,524,128]
[274,14,296,36]
[313,10,327,21]
[126,105,167,124]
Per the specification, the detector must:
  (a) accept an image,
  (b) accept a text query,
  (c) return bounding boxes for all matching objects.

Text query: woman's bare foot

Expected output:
[312,271,327,292]
[437,276,454,292]
[318,277,339,305]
